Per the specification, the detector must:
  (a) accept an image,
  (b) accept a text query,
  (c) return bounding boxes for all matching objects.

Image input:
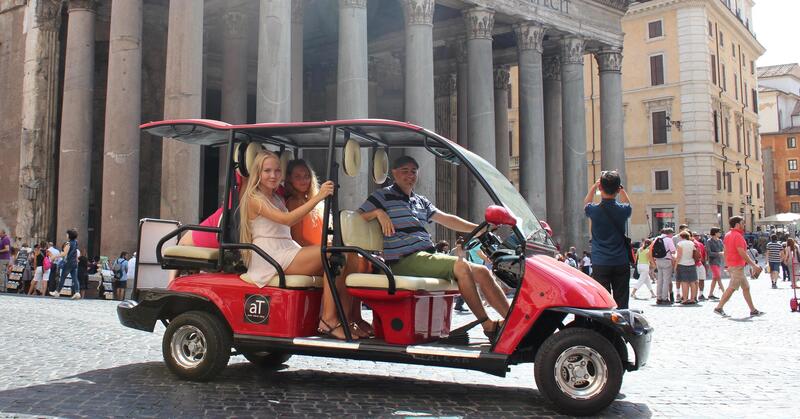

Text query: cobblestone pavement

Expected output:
[0,268,798,418]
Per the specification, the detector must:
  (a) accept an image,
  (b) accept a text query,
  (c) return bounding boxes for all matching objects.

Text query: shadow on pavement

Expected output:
[0,361,651,418]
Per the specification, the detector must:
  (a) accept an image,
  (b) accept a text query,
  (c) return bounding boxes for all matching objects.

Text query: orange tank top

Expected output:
[292,211,323,246]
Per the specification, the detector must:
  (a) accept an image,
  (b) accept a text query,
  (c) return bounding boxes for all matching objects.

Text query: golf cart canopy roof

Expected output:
[140,118,449,149]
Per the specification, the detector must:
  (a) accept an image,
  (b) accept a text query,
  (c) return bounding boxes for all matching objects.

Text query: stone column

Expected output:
[100,0,143,255]
[291,1,304,122]
[56,0,97,245]
[455,39,470,220]
[560,36,589,251]
[337,0,369,210]
[542,55,564,245]
[161,0,203,223]
[463,8,496,222]
[219,10,249,199]
[257,0,291,122]
[493,66,510,178]
[402,0,435,200]
[514,22,547,219]
[16,1,63,245]
[596,47,625,181]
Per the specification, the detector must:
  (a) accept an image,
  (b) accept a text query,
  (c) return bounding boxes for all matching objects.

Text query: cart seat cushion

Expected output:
[340,210,384,251]
[240,273,323,289]
[346,273,459,292]
[163,245,220,261]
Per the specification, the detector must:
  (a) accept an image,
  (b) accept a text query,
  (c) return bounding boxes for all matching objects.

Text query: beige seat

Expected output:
[163,245,220,261]
[240,273,323,289]
[339,210,458,292]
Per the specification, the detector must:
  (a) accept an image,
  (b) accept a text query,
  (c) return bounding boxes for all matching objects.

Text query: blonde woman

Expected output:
[285,159,374,338]
[240,151,355,340]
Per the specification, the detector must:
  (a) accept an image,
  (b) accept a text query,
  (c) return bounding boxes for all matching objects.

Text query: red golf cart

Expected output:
[118,119,651,415]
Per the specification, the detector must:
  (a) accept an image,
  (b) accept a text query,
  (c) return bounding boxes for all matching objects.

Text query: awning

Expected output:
[755,213,800,224]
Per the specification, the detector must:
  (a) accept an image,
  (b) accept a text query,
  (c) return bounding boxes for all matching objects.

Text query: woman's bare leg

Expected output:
[285,246,353,339]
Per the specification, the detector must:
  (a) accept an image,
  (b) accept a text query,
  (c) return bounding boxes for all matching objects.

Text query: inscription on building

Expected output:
[528,0,571,15]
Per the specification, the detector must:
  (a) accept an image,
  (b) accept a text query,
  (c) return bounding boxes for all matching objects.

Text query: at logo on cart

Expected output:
[244,294,270,324]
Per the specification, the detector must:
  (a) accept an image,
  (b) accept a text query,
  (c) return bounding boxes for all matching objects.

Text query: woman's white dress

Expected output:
[240,197,302,288]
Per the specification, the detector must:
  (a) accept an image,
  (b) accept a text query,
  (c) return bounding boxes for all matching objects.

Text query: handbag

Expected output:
[633,264,640,279]
[598,203,635,265]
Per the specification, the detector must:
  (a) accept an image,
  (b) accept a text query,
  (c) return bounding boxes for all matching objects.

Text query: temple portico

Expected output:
[2,0,630,255]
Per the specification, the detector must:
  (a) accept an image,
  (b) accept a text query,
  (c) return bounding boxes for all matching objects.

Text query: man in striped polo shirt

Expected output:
[765,234,784,289]
[358,156,509,339]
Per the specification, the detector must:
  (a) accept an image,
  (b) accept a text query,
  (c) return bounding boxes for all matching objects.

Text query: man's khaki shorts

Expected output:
[391,251,458,281]
[728,266,749,291]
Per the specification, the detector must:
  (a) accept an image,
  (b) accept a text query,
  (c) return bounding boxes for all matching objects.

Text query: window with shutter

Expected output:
[789,159,798,171]
[711,54,717,85]
[650,55,664,86]
[792,202,800,213]
[655,171,669,191]
[652,111,667,144]
[648,20,663,38]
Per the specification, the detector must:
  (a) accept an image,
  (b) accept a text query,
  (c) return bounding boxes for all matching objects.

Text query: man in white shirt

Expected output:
[127,252,137,282]
[651,228,677,305]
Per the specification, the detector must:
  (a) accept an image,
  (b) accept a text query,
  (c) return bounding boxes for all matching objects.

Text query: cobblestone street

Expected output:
[0,270,797,418]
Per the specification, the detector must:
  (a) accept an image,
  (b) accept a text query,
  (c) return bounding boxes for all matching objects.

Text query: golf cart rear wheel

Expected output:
[241,351,292,368]
[534,327,623,416]
[162,311,231,381]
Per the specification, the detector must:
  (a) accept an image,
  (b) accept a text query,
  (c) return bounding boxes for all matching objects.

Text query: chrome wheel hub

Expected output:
[553,345,608,400]
[171,325,207,369]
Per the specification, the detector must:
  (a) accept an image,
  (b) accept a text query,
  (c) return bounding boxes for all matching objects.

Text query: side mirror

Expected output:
[485,205,517,227]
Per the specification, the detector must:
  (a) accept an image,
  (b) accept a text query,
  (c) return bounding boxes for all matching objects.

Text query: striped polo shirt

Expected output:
[766,241,784,263]
[358,184,438,262]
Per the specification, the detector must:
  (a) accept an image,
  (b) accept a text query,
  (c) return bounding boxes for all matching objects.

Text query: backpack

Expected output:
[652,237,668,259]
[692,246,701,264]
[43,254,52,271]
[111,258,123,279]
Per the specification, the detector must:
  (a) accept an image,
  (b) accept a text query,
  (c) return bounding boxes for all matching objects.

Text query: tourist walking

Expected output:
[113,252,129,300]
[674,231,699,304]
[631,239,656,299]
[652,228,677,304]
[692,231,708,300]
[28,243,46,296]
[583,170,633,309]
[766,235,783,289]
[706,227,725,300]
[49,229,81,299]
[0,229,11,292]
[579,251,592,276]
[713,216,763,317]
[782,238,800,288]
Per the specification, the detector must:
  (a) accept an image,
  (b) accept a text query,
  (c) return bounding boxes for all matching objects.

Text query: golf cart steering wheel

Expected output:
[461,221,489,250]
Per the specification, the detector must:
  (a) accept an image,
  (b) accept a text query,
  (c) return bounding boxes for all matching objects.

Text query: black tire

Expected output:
[162,311,231,381]
[241,351,292,368]
[533,327,623,416]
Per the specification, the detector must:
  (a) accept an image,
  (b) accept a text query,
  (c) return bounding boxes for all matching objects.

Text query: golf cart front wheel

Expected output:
[534,327,623,416]
[162,311,231,381]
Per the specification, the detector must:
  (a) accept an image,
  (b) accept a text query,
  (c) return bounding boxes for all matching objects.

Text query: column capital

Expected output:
[463,8,494,40]
[513,21,545,53]
[35,0,63,32]
[68,0,97,13]
[595,48,623,73]
[339,0,367,9]
[543,55,561,81]
[292,0,305,23]
[222,11,248,40]
[402,0,434,26]
[494,66,510,90]
[560,37,585,65]
[435,74,457,98]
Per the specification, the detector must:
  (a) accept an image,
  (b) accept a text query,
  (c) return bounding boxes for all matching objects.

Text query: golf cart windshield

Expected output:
[451,143,550,247]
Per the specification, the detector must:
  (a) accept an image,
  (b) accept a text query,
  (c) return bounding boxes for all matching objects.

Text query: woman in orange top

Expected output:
[285,159,373,338]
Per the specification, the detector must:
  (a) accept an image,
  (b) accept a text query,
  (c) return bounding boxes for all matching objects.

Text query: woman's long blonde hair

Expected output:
[284,159,323,226]
[239,150,281,266]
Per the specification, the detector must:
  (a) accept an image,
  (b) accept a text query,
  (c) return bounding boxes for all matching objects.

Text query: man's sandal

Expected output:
[483,319,504,341]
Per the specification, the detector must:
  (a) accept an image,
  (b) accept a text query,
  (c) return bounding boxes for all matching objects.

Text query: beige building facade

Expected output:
[586,0,765,239]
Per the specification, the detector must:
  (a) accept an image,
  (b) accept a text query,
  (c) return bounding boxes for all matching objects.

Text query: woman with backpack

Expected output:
[49,230,81,299]
[673,230,699,304]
